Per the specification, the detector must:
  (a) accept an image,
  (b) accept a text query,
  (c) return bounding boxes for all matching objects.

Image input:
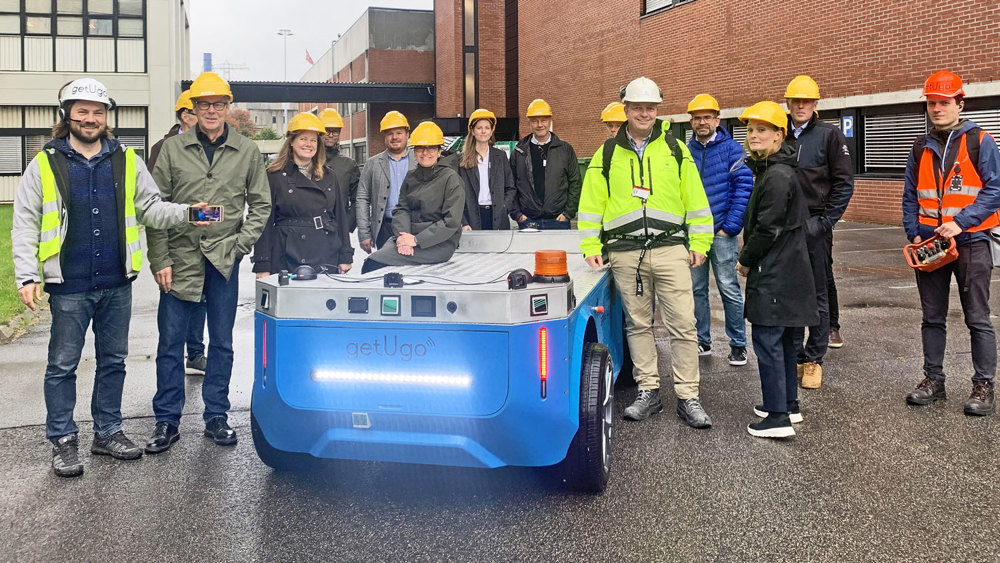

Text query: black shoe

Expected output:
[728,346,748,366]
[906,375,946,406]
[747,413,795,438]
[185,354,207,376]
[204,416,238,446]
[677,397,712,429]
[52,435,84,478]
[964,383,995,416]
[145,422,180,454]
[754,403,803,424]
[91,431,143,460]
[623,389,663,421]
[697,342,712,356]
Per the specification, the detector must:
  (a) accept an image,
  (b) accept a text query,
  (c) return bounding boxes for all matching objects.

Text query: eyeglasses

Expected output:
[194,101,229,111]
[690,115,718,123]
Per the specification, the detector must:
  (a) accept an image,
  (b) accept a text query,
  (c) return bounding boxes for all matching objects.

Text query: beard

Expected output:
[69,120,105,144]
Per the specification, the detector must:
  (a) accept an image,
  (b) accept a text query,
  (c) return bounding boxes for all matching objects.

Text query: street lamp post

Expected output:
[277,28,293,131]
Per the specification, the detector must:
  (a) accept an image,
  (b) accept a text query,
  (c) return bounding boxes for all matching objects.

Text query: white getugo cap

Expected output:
[59,78,113,109]
[621,76,662,104]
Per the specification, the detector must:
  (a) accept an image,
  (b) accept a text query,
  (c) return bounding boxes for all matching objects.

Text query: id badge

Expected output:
[632,185,650,200]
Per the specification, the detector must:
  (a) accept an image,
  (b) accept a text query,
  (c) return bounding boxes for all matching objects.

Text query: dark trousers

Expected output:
[186,299,206,359]
[752,324,799,413]
[916,240,996,384]
[792,222,830,363]
[153,260,240,425]
[826,229,840,331]
[479,206,494,230]
[44,284,131,441]
[375,220,393,249]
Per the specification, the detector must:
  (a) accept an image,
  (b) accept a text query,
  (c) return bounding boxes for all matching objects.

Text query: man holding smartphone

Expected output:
[145,72,271,453]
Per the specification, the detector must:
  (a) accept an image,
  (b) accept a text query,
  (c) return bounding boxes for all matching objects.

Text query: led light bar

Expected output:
[311,370,472,388]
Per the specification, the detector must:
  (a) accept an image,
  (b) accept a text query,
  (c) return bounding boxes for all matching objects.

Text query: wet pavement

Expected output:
[1,223,999,562]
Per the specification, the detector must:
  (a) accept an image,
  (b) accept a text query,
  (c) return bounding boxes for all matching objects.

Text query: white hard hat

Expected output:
[59,78,114,109]
[621,76,662,104]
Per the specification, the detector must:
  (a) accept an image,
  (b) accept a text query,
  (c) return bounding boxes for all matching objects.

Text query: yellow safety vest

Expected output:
[35,146,143,275]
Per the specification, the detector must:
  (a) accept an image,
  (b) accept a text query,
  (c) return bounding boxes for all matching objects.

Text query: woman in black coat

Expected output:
[457,108,515,230]
[253,113,353,277]
[736,101,818,439]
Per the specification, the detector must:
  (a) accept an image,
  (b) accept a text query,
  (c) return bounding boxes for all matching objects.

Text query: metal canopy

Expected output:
[180,81,435,104]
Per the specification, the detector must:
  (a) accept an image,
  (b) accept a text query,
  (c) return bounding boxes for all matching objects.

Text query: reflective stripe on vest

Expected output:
[916,130,1000,232]
[35,147,143,274]
[36,151,62,262]
[122,147,142,273]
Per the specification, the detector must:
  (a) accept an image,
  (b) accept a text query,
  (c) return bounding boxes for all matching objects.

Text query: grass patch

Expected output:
[0,204,25,324]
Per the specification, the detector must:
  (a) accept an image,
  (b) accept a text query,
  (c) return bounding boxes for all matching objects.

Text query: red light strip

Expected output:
[539,327,548,381]
[262,322,267,369]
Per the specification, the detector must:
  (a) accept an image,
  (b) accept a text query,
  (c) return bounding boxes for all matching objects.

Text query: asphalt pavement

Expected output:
[1,223,998,563]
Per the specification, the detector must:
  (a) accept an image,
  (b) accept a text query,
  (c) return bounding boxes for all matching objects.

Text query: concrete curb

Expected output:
[0,299,47,344]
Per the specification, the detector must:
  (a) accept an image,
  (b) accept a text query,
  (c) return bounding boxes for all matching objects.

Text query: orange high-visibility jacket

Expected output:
[916,129,1000,232]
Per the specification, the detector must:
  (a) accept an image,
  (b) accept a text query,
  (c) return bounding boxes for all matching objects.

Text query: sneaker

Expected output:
[186,354,207,375]
[754,404,803,424]
[623,389,663,421]
[52,435,84,478]
[828,329,844,349]
[91,431,143,460]
[698,342,712,356]
[906,375,946,406]
[747,413,795,438]
[800,362,822,389]
[728,346,748,366]
[964,383,995,416]
[677,397,712,429]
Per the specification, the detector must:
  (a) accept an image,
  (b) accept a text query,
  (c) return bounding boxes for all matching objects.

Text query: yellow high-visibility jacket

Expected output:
[578,120,714,258]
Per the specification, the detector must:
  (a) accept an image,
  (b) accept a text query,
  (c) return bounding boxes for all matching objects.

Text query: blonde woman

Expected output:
[457,109,515,230]
[253,112,353,277]
[735,101,817,439]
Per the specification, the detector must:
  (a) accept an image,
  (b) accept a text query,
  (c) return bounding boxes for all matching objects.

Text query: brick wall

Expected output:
[843,179,904,224]
[368,50,435,84]
[435,0,463,117]
[476,0,508,117]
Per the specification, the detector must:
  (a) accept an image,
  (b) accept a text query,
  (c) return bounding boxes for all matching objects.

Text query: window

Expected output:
[57,16,81,34]
[0,14,17,33]
[118,17,141,36]
[118,0,141,15]
[644,0,696,15]
[88,0,112,14]
[0,137,22,174]
[57,0,82,14]
[87,17,111,35]
[353,142,366,165]
[25,16,51,34]
[863,113,925,171]
[0,0,20,11]
[25,0,51,13]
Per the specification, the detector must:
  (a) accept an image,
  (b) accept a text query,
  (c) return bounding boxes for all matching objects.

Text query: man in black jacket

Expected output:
[509,99,581,229]
[783,75,855,389]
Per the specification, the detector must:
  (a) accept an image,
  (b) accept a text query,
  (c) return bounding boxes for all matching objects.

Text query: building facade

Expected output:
[299,7,435,163]
[0,0,189,202]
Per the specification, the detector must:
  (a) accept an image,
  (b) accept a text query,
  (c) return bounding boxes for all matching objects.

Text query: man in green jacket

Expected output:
[579,77,715,429]
[145,72,271,453]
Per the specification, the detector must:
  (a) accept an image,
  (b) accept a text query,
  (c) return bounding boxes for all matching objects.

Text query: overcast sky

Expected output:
[188,0,434,81]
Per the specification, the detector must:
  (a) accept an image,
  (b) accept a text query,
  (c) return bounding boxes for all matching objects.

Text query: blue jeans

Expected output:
[44,284,132,441]
[751,324,799,413]
[153,260,239,425]
[518,218,571,230]
[186,298,207,359]
[691,233,746,347]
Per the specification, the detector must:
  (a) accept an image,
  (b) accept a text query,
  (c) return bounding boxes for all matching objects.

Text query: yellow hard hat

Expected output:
[287,112,325,135]
[784,75,820,100]
[380,110,410,132]
[600,102,626,123]
[188,72,233,101]
[687,94,720,114]
[174,90,193,112]
[739,101,788,133]
[319,108,345,129]
[468,108,497,131]
[526,99,552,118]
[409,121,445,147]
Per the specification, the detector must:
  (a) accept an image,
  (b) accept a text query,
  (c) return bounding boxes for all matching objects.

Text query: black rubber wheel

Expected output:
[251,409,315,471]
[561,342,614,493]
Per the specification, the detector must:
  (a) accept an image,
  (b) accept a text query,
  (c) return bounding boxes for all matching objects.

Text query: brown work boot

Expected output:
[906,375,946,406]
[828,329,844,349]
[800,362,822,389]
[963,383,995,416]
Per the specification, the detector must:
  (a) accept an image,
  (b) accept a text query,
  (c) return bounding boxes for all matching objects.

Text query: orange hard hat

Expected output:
[923,70,964,98]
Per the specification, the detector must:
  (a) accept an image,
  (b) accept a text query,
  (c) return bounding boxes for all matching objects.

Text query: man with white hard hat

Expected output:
[578,77,716,428]
[11,78,205,477]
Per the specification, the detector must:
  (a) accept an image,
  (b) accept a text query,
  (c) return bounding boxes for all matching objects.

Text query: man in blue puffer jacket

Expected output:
[686,94,754,366]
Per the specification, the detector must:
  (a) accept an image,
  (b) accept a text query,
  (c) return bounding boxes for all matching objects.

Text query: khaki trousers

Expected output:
[609,245,701,398]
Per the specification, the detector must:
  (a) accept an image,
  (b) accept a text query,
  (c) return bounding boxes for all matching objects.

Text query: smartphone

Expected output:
[188,205,224,222]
